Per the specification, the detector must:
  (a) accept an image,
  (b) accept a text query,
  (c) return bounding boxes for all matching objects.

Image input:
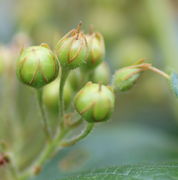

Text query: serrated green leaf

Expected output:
[60,163,178,180]
[170,72,178,97]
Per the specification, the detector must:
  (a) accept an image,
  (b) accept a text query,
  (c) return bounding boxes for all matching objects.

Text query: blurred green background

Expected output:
[1,0,178,179]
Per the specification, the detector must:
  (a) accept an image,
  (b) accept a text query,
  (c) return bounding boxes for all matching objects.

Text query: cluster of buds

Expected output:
[55,23,105,71]
[15,23,115,124]
[16,22,106,86]
[16,23,158,125]
[2,22,172,180]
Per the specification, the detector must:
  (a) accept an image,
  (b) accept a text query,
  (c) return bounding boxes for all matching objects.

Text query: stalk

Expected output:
[59,68,70,127]
[36,89,51,142]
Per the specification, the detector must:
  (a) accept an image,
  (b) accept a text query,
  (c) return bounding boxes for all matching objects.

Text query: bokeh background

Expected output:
[1,0,178,179]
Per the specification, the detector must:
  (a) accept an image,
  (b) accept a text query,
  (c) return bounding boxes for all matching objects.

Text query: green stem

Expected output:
[34,129,69,169]
[128,63,170,80]
[36,89,51,142]
[61,123,94,147]
[19,123,94,179]
[147,65,170,80]
[19,120,93,179]
[59,68,70,126]
[19,128,69,180]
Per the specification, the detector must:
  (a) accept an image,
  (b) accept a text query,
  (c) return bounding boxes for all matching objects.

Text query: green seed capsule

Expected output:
[112,67,141,92]
[55,28,88,69]
[43,78,73,112]
[91,62,110,85]
[82,32,105,69]
[74,82,115,123]
[16,45,59,88]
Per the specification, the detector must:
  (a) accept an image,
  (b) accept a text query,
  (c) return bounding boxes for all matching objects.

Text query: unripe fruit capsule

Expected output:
[16,45,59,88]
[74,82,115,123]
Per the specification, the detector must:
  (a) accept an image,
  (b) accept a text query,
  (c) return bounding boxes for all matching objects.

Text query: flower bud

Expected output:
[68,69,84,91]
[91,62,110,85]
[16,45,59,88]
[74,82,115,123]
[43,78,73,112]
[55,25,88,69]
[82,32,105,69]
[112,67,141,92]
